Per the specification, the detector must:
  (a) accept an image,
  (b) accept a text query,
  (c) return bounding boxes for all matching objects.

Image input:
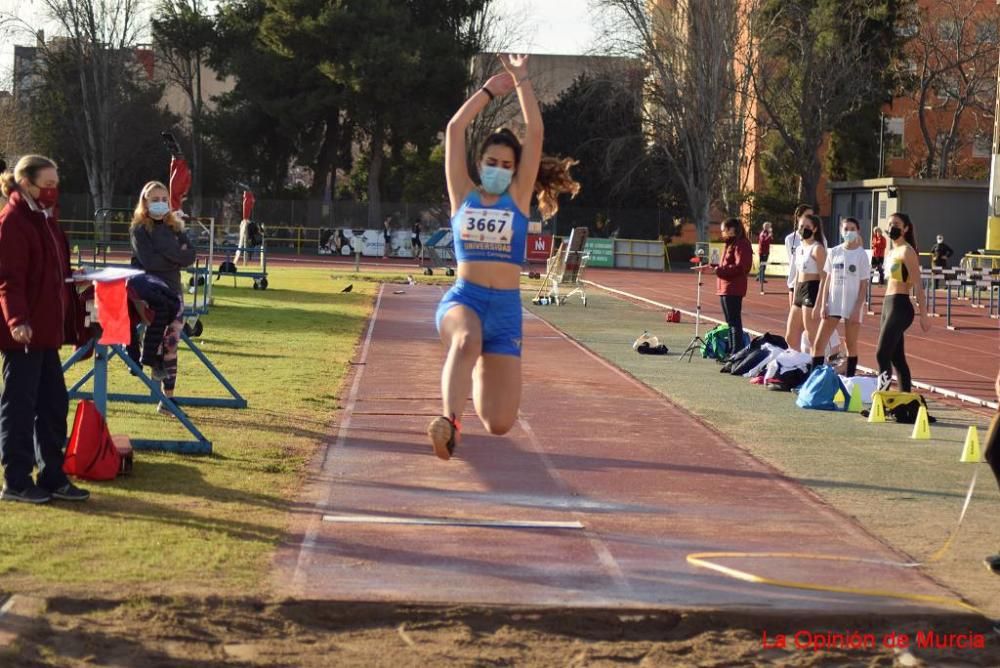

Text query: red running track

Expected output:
[585,269,1000,407]
[274,284,957,612]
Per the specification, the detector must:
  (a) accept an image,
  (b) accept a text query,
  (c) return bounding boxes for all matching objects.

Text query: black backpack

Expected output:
[247,221,262,246]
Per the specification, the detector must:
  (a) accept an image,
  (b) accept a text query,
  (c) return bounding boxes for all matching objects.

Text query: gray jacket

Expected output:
[130,221,196,294]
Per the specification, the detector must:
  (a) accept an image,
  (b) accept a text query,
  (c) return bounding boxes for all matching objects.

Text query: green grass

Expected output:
[527,290,1000,616]
[0,268,370,596]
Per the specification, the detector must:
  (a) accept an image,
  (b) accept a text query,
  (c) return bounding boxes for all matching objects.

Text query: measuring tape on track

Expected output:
[687,470,987,616]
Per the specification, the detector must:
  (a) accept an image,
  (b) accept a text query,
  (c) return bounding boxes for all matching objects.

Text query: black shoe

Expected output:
[986,554,1000,576]
[1,484,51,504]
[49,482,90,502]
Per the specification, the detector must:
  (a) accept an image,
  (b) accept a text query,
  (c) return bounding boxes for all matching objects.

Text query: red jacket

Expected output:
[871,234,886,259]
[716,236,753,297]
[0,191,83,351]
[757,231,773,257]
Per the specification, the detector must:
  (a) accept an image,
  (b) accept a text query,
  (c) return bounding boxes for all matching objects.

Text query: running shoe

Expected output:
[876,371,893,393]
[49,483,90,502]
[985,554,1000,576]
[428,415,460,460]
[1,484,51,504]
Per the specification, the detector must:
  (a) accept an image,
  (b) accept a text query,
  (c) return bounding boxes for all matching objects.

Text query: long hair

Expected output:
[480,128,580,221]
[722,217,746,241]
[804,213,826,246]
[793,203,814,220]
[0,155,58,199]
[890,212,918,252]
[131,181,184,233]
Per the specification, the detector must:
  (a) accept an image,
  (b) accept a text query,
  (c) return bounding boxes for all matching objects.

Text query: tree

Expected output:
[208,0,352,201]
[906,0,999,178]
[36,0,148,208]
[752,0,899,207]
[600,0,750,241]
[542,73,660,210]
[29,47,179,198]
[262,0,489,225]
[152,0,216,214]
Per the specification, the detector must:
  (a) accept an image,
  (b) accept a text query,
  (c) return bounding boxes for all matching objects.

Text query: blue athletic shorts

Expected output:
[435,278,523,357]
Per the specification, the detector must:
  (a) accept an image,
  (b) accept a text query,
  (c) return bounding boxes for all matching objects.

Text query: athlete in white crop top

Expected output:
[785,213,827,356]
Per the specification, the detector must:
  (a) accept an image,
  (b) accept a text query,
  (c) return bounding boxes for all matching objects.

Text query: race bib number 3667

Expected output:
[460,207,514,245]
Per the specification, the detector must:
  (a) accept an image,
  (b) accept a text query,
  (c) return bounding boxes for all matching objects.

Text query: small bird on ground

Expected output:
[341,284,353,293]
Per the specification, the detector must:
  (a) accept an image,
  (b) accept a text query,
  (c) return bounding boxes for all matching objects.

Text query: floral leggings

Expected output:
[161,296,184,394]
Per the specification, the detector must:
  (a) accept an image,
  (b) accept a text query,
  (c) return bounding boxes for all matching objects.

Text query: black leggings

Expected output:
[720,295,745,355]
[876,294,914,391]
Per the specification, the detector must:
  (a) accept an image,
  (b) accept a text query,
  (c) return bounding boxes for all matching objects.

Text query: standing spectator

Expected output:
[786,213,827,355]
[411,218,423,261]
[931,234,954,269]
[130,181,197,414]
[813,217,870,376]
[716,218,753,357]
[757,221,774,293]
[871,227,887,284]
[875,213,931,392]
[986,368,1000,575]
[0,155,89,503]
[382,215,393,258]
[784,204,813,306]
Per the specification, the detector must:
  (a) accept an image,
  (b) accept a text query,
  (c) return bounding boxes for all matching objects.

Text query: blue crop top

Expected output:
[451,190,529,265]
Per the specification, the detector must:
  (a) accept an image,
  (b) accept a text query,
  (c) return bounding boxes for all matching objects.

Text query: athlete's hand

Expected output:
[483,72,515,98]
[499,53,530,81]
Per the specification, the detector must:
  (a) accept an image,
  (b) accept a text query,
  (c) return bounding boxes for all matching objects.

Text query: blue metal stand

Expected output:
[62,338,212,454]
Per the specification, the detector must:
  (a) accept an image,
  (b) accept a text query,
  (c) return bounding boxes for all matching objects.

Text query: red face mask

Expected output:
[33,185,59,209]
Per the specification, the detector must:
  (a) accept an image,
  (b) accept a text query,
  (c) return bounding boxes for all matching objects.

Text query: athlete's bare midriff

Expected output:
[458,261,522,290]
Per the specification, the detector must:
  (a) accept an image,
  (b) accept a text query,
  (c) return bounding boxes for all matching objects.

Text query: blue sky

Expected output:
[1,0,599,87]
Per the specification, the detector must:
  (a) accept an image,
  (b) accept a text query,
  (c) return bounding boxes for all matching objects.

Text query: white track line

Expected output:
[582,279,1000,411]
[290,284,385,591]
[322,515,584,529]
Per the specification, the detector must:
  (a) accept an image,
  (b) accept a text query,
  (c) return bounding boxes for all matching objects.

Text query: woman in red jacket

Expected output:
[716,218,753,357]
[0,155,89,504]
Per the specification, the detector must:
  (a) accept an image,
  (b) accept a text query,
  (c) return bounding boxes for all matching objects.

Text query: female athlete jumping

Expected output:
[428,54,579,460]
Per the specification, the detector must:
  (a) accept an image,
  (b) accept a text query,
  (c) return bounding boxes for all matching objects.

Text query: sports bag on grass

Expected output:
[63,400,121,481]
[796,365,848,411]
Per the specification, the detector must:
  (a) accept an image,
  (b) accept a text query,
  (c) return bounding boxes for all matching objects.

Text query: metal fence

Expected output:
[55,193,678,242]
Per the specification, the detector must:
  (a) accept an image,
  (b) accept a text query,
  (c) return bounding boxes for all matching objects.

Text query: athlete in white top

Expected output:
[785,211,826,354]
[784,204,812,307]
[813,217,870,376]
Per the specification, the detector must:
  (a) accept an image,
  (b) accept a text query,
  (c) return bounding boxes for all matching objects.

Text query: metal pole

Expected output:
[878,112,885,178]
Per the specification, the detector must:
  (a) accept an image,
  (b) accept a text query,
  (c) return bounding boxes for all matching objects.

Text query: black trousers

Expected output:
[876,294,914,392]
[720,295,745,355]
[0,349,70,491]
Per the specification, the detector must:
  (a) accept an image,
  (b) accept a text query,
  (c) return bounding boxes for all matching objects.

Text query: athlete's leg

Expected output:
[802,303,821,356]
[472,353,522,435]
[438,305,482,421]
[785,304,804,351]
[844,320,861,376]
[812,316,840,365]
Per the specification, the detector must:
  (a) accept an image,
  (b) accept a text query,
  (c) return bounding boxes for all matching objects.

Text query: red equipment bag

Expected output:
[63,400,122,481]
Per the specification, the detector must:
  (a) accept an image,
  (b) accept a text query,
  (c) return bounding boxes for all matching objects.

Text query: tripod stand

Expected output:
[679,262,711,363]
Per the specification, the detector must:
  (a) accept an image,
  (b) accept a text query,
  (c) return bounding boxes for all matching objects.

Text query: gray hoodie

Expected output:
[130,220,196,294]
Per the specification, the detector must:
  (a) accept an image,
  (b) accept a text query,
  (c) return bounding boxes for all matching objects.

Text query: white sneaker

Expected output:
[876,372,893,392]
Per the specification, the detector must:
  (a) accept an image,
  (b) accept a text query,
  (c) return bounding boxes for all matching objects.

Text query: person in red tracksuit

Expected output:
[0,155,89,504]
[716,218,753,357]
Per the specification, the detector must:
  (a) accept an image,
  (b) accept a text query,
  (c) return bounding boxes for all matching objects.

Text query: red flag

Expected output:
[169,157,191,211]
[95,279,131,345]
[242,190,255,220]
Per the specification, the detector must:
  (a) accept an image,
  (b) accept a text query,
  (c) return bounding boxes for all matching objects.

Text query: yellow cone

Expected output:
[847,384,863,414]
[868,392,886,423]
[960,426,983,463]
[911,406,931,440]
[833,389,845,407]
